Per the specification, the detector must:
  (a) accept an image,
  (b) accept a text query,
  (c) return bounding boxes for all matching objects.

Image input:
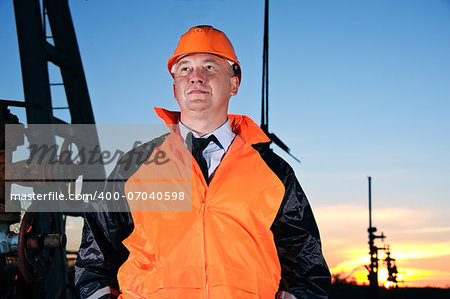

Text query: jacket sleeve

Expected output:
[254,143,331,299]
[74,169,134,299]
[272,167,330,298]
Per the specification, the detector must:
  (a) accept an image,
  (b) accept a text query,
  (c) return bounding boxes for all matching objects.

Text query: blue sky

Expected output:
[1,0,450,287]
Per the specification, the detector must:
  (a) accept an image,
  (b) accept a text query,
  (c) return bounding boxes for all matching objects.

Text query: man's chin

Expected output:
[185,99,210,108]
[186,96,210,102]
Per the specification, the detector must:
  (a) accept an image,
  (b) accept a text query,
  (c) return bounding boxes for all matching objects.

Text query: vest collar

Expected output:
[153,107,270,145]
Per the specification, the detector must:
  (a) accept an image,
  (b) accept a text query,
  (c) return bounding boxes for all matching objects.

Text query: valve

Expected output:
[17,211,66,283]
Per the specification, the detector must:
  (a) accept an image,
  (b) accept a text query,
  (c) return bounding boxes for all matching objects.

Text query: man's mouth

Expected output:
[188,89,209,94]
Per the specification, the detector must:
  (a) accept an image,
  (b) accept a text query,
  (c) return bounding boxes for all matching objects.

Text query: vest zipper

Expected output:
[201,201,209,298]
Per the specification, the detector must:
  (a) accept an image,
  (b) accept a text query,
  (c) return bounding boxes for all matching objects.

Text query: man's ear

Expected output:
[172,81,177,100]
[230,76,239,96]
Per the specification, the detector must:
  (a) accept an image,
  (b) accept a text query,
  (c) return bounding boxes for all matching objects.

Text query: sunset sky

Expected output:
[1,0,449,289]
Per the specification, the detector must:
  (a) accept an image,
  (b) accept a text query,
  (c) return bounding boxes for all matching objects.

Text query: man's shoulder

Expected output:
[251,142,295,184]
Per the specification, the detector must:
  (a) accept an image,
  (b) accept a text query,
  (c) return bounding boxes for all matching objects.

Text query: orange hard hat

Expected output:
[167,25,241,82]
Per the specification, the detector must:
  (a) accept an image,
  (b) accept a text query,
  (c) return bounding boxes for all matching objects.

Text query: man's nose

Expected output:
[190,68,205,83]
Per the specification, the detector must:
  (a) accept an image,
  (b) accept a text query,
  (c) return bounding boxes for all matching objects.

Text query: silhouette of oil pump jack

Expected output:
[365,176,385,299]
[365,177,400,299]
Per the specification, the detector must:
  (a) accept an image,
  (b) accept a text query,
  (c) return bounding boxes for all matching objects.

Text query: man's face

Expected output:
[172,53,239,118]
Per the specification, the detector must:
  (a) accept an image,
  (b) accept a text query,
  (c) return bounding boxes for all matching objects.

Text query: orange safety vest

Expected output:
[117,108,285,298]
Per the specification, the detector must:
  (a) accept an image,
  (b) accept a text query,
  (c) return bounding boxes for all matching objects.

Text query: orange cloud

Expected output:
[390,242,450,260]
[329,241,450,288]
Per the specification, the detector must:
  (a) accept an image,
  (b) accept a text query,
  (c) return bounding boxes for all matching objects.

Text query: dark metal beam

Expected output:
[44,0,96,124]
[13,0,53,124]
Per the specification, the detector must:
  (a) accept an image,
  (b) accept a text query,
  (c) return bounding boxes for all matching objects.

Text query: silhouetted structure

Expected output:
[365,177,400,299]
[259,0,300,162]
[384,246,398,287]
[1,0,104,298]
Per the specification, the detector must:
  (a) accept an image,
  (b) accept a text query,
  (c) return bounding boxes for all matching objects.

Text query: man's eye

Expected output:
[181,67,189,72]
[205,65,215,70]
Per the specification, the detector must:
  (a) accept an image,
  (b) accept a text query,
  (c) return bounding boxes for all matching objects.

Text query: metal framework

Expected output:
[0,0,104,297]
[365,177,399,298]
[260,0,300,163]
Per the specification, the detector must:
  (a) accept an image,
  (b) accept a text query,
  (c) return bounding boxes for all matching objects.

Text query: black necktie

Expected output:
[188,133,219,184]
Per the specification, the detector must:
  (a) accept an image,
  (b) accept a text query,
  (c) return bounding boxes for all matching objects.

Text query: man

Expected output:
[75,25,330,299]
